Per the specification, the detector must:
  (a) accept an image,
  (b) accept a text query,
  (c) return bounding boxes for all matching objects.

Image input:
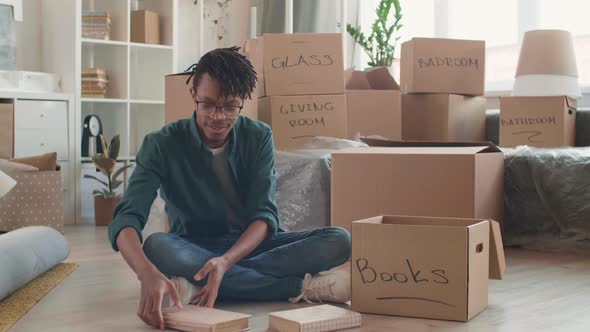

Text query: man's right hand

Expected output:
[137,267,182,330]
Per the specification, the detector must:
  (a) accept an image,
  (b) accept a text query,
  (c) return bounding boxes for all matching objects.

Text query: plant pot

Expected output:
[94,196,121,226]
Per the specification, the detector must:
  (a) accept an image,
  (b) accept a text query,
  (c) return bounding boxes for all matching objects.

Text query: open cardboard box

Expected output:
[331,139,504,232]
[352,215,505,321]
[345,67,401,140]
[0,166,64,233]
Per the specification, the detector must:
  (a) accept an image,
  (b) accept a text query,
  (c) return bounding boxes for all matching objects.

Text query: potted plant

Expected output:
[347,0,403,73]
[84,134,132,226]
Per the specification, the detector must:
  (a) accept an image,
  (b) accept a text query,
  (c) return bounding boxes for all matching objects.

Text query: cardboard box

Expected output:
[0,168,64,233]
[241,97,258,120]
[0,102,14,158]
[331,140,504,232]
[345,67,401,140]
[241,38,262,98]
[165,72,194,124]
[499,96,576,147]
[245,33,345,97]
[259,94,347,150]
[402,94,486,142]
[400,38,485,96]
[131,10,160,45]
[352,215,505,321]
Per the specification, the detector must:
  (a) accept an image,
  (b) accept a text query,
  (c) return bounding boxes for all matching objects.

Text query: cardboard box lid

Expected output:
[489,220,506,280]
[354,216,505,280]
[360,138,501,152]
[408,36,485,43]
[500,95,578,110]
[345,67,400,91]
[166,72,192,77]
[334,146,499,156]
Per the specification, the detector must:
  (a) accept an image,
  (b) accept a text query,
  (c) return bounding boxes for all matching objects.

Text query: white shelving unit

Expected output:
[41,0,178,224]
[0,91,76,226]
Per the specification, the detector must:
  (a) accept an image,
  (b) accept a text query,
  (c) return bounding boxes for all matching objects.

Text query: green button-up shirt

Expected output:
[108,112,279,251]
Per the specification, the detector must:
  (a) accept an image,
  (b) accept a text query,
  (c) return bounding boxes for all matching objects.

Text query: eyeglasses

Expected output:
[195,100,243,119]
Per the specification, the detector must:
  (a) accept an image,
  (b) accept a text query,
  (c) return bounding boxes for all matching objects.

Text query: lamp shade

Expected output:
[513,29,581,98]
[0,169,16,198]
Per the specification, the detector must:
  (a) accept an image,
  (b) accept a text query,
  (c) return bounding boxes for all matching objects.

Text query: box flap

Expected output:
[489,220,505,280]
[334,146,500,156]
[565,96,577,110]
[345,67,399,90]
[361,138,501,152]
[345,68,371,89]
[166,72,192,77]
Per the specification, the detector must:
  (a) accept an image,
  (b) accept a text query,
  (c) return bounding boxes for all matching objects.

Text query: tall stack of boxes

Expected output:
[400,38,487,142]
[330,37,506,321]
[246,33,348,150]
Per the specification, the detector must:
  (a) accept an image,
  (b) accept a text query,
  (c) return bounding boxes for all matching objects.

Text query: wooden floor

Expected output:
[8,225,590,332]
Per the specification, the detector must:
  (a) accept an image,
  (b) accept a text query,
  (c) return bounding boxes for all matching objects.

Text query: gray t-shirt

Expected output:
[208,143,244,233]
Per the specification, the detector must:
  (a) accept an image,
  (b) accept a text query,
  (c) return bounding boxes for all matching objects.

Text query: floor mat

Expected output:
[0,262,78,332]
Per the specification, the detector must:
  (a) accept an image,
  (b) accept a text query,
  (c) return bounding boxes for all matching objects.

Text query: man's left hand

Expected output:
[191,256,231,307]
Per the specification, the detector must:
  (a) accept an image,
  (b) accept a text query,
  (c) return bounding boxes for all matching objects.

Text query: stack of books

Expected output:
[82,68,109,98]
[82,11,111,40]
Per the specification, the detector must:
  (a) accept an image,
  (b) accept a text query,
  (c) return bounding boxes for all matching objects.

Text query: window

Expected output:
[448,0,518,84]
[354,0,589,93]
[396,0,435,58]
[390,0,435,81]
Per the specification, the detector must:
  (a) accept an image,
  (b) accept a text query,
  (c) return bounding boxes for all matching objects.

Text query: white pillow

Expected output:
[0,159,39,173]
[0,226,69,301]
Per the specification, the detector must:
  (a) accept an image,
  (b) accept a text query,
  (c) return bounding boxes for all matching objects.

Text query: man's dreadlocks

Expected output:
[185,46,257,100]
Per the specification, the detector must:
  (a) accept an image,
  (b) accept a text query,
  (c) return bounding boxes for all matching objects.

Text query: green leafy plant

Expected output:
[85,134,132,199]
[347,0,403,67]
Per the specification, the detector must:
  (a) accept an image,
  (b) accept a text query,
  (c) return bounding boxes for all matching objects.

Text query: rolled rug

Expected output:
[0,226,69,301]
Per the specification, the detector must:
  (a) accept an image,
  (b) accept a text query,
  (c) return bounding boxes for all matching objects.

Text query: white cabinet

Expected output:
[13,99,69,160]
[14,129,69,160]
[14,100,68,129]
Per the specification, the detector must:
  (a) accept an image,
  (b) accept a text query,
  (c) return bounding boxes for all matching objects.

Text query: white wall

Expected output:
[15,0,41,71]
[177,0,251,72]
[177,0,201,72]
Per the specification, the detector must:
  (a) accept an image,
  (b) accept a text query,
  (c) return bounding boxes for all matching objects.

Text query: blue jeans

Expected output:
[142,227,351,301]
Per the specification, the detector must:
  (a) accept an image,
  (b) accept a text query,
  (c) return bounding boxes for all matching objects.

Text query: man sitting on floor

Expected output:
[108,47,351,330]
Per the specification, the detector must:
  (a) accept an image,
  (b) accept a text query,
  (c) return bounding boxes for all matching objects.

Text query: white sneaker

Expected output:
[289,269,351,304]
[163,276,201,307]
